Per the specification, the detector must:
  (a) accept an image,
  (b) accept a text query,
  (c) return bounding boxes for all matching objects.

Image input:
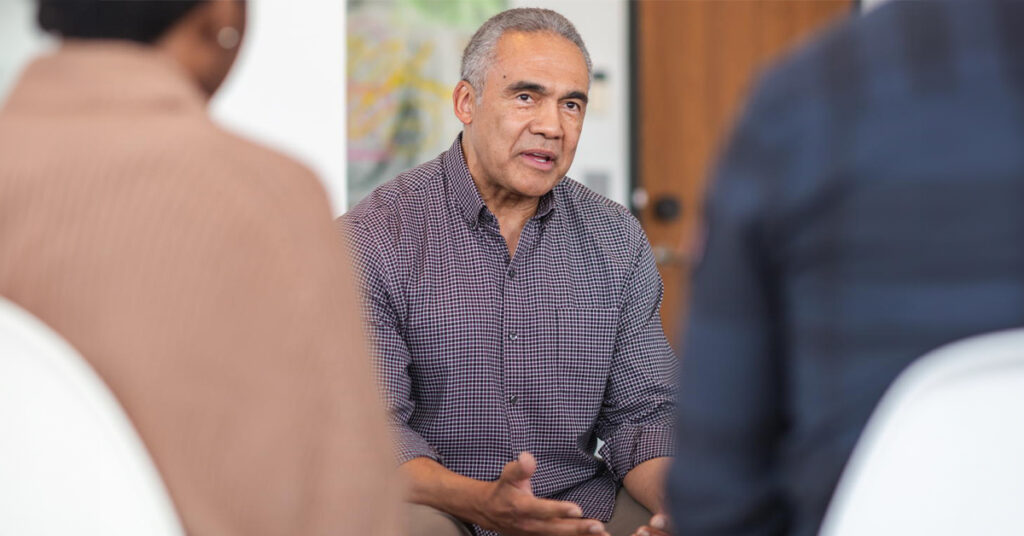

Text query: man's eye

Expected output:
[566,102,578,110]
[516,94,532,102]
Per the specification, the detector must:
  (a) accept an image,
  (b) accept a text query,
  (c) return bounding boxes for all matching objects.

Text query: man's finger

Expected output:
[632,525,670,536]
[516,516,606,536]
[513,495,584,520]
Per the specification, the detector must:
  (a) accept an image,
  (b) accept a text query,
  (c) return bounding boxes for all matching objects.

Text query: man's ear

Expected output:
[453,80,476,126]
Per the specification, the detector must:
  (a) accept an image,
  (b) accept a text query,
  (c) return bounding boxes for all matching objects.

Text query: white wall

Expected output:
[212,0,347,213]
[0,0,55,104]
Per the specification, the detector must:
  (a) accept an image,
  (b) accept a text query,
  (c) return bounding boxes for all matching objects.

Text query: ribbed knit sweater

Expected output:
[0,42,400,535]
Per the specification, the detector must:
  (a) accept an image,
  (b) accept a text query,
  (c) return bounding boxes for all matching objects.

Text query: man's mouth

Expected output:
[522,151,556,166]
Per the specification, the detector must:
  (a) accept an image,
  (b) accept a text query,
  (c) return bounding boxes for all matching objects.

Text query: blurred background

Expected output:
[0,0,878,345]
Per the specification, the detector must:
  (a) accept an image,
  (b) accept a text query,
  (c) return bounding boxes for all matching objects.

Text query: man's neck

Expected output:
[474,178,538,258]
[462,137,542,257]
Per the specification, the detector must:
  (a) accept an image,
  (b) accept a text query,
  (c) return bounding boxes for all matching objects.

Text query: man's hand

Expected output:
[630,512,671,536]
[472,452,609,536]
[401,452,608,535]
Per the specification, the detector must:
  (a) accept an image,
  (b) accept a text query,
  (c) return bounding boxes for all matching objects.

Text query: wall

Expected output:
[212,1,347,213]
[0,0,54,103]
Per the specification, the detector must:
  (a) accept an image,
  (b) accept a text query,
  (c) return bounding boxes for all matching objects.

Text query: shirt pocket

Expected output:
[556,307,618,418]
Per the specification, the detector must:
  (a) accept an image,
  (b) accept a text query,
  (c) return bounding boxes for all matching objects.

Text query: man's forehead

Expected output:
[489,30,589,88]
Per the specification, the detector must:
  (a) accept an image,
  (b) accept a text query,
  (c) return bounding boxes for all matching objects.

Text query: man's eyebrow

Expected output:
[505,81,589,105]
[505,81,548,94]
[563,91,589,104]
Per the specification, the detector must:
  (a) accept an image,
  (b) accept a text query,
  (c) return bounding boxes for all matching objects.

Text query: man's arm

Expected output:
[342,218,446,465]
[594,226,676,507]
[623,456,671,514]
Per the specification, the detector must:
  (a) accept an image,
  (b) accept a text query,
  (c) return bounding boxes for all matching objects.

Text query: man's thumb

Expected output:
[500,452,537,484]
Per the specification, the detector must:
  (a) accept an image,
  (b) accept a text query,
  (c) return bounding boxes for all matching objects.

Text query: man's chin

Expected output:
[513,179,562,199]
[512,168,568,197]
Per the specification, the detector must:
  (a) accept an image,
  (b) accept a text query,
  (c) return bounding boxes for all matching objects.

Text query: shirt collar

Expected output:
[443,134,558,229]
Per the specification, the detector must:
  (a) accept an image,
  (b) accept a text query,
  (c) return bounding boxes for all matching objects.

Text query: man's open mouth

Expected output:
[524,152,555,163]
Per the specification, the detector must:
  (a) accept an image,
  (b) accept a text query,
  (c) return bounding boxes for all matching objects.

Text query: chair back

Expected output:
[820,329,1024,536]
[0,297,184,536]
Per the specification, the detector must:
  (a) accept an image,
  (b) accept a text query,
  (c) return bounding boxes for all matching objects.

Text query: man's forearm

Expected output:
[622,456,672,514]
[400,456,488,524]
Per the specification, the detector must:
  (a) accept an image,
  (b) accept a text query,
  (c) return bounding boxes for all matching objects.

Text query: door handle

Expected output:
[653,195,682,222]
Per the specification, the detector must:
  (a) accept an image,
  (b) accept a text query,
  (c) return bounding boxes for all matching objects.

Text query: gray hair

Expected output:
[460,7,592,92]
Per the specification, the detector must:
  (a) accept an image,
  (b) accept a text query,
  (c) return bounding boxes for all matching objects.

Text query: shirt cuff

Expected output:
[599,425,675,481]
[392,423,442,466]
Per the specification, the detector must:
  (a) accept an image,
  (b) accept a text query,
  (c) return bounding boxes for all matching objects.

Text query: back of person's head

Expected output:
[36,0,248,97]
[38,0,206,43]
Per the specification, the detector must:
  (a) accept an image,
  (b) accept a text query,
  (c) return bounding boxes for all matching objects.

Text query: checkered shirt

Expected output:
[342,136,676,533]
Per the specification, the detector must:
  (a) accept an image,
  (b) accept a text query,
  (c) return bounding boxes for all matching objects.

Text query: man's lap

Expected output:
[404,486,650,536]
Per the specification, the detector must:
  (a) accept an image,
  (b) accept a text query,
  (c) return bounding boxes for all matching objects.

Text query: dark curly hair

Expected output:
[37,0,207,43]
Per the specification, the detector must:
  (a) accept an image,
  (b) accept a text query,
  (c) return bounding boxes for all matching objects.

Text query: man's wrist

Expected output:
[401,457,491,526]
[449,477,492,527]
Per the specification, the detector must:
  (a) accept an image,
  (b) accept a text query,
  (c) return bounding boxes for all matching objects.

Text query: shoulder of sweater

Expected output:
[178,122,334,222]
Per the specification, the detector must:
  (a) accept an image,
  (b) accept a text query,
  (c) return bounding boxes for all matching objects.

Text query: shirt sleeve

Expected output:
[666,88,788,534]
[595,227,678,482]
[343,219,442,466]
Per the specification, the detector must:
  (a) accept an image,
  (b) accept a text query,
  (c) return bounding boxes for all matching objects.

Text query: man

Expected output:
[343,8,675,536]
[0,1,399,534]
[669,1,1024,535]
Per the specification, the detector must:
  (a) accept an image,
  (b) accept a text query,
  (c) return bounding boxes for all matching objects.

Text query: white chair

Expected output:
[0,297,184,536]
[819,329,1024,536]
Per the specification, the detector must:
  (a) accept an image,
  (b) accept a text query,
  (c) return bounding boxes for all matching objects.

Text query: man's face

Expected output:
[459,31,589,199]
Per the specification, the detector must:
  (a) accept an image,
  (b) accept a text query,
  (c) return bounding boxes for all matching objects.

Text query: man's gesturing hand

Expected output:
[473,452,609,536]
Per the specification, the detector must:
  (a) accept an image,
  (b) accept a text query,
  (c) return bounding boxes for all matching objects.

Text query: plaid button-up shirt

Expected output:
[343,136,675,531]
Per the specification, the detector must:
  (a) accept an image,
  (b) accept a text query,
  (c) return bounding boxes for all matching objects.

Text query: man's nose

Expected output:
[530,101,563,139]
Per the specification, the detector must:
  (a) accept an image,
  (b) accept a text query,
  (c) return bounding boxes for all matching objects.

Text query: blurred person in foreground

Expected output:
[342,8,675,536]
[0,1,400,534]
[662,1,1024,535]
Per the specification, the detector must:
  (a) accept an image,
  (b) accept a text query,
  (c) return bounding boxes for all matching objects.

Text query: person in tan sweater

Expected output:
[0,1,400,534]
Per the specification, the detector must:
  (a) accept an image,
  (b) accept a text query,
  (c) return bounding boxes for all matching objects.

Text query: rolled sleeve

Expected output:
[392,422,441,465]
[596,227,678,481]
[599,424,675,482]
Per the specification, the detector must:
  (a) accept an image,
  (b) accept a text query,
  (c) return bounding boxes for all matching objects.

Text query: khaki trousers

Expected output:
[405,486,651,536]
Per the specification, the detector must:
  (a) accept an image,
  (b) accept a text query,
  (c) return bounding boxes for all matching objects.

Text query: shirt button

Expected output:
[508,269,516,279]
[508,332,518,341]
[509,394,519,406]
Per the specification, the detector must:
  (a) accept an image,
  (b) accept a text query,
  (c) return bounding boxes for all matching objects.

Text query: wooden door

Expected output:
[635,0,853,346]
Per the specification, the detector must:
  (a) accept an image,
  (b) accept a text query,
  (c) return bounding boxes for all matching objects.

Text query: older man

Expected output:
[343,8,674,536]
